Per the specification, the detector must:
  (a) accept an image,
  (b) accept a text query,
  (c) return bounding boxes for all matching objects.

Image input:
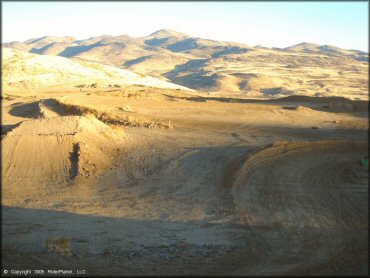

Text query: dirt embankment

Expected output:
[1,115,122,201]
[54,98,171,128]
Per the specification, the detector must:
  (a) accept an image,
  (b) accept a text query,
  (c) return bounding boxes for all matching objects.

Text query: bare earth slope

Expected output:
[3,29,368,99]
[2,47,192,91]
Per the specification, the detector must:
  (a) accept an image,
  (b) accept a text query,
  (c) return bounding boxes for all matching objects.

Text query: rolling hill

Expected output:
[1,47,192,91]
[3,29,368,99]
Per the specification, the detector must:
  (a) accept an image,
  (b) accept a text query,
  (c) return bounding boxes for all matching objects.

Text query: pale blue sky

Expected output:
[2,1,368,51]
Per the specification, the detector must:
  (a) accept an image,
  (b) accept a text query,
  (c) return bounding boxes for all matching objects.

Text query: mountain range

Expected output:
[3,29,368,99]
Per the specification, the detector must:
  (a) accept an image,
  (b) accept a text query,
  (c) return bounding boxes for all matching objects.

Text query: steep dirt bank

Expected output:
[2,115,123,202]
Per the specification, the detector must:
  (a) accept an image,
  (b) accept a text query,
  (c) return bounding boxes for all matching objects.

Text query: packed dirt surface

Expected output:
[1,88,369,276]
[231,141,369,275]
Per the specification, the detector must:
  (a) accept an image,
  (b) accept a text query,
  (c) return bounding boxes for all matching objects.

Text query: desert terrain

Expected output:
[4,29,368,99]
[1,30,369,276]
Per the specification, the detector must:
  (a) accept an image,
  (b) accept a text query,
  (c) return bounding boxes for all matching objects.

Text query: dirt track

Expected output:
[232,141,369,275]
[1,90,369,276]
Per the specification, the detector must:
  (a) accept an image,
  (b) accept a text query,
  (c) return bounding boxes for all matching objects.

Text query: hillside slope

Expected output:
[3,30,368,99]
[1,47,192,91]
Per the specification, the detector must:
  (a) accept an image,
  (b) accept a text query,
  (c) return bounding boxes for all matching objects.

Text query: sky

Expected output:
[2,1,369,51]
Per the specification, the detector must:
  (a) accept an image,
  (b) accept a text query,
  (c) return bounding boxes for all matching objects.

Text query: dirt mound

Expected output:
[54,98,171,128]
[38,99,69,118]
[2,115,120,200]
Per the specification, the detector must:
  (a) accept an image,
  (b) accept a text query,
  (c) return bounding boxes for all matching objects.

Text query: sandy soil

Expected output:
[1,88,368,276]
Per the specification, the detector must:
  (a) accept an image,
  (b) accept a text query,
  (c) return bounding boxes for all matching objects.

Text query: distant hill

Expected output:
[284,42,368,62]
[3,29,368,99]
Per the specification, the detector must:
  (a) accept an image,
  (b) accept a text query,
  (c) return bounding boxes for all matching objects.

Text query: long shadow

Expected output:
[166,38,200,52]
[1,123,22,136]
[244,125,369,141]
[144,37,171,47]
[166,72,218,91]
[2,204,368,276]
[8,101,41,118]
[8,99,71,119]
[165,59,209,81]
[30,43,62,55]
[123,56,151,67]
[162,94,369,118]
[164,59,209,90]
[1,206,247,275]
[40,98,69,116]
[211,46,249,58]
[58,42,103,57]
[272,96,369,116]
[69,143,80,180]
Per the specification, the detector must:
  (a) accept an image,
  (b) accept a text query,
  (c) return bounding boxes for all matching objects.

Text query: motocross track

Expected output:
[1,89,369,276]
